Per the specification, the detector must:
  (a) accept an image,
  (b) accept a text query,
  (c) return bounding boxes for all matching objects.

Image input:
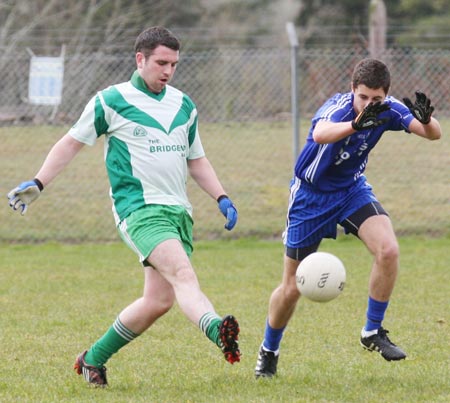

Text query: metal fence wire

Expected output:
[1,46,449,242]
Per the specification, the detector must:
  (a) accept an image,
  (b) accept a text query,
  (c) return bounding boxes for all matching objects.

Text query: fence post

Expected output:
[286,22,299,166]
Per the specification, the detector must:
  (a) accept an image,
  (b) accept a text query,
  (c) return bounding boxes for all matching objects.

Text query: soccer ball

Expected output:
[295,252,346,303]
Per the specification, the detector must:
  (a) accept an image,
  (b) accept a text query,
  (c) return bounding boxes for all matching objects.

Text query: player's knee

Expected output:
[283,282,301,304]
[158,293,175,314]
[377,239,399,265]
[174,264,197,285]
[143,292,175,316]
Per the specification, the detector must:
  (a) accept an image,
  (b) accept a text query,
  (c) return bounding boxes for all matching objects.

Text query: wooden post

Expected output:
[369,0,387,59]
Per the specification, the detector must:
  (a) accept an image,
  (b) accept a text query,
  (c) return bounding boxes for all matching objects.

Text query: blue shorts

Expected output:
[283,176,379,249]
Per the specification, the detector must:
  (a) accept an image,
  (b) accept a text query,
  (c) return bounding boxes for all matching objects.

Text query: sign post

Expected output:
[28,45,65,120]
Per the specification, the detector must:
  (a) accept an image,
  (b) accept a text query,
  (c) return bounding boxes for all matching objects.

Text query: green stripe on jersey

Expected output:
[169,94,197,140]
[188,114,198,147]
[94,95,109,136]
[130,71,197,138]
[101,86,167,133]
[70,71,204,226]
[105,136,145,221]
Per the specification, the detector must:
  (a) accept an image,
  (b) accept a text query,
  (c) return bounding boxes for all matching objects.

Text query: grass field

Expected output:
[1,118,449,242]
[1,237,449,402]
[1,119,449,401]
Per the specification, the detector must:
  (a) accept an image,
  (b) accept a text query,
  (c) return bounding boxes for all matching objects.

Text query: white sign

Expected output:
[28,56,64,105]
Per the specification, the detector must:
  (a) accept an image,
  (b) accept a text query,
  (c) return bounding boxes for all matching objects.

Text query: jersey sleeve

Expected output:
[386,96,415,132]
[184,97,205,160]
[187,128,205,160]
[68,92,109,146]
[313,93,354,125]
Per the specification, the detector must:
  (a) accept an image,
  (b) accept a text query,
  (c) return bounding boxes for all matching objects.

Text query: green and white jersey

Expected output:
[68,70,205,225]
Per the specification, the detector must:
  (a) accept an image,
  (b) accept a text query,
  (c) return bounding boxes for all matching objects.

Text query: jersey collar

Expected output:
[130,70,166,100]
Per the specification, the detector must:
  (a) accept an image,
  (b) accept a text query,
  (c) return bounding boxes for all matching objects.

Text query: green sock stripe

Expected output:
[199,312,219,335]
[113,317,138,342]
[199,313,222,346]
[84,318,139,368]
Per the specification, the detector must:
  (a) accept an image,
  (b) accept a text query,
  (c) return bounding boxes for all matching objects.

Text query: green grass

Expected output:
[1,237,449,402]
[1,119,449,242]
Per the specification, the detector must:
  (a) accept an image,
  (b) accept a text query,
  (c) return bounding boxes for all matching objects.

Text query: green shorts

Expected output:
[117,204,194,266]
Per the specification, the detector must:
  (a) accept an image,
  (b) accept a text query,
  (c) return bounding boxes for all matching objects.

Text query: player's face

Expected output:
[136,45,179,94]
[352,84,387,114]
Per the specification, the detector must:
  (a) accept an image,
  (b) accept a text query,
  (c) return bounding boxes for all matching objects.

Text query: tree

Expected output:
[0,0,449,54]
[0,0,205,54]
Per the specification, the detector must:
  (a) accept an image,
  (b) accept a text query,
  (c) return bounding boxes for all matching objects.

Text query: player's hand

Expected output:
[351,101,391,131]
[217,195,238,231]
[402,91,434,124]
[7,179,43,215]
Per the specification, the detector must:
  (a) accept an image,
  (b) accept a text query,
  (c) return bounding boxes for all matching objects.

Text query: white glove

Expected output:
[7,179,44,215]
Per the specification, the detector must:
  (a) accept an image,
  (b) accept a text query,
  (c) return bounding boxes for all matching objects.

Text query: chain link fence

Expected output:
[1,45,449,242]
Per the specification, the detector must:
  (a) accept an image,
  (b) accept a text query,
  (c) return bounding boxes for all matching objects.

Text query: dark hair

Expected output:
[134,26,180,58]
[351,58,391,94]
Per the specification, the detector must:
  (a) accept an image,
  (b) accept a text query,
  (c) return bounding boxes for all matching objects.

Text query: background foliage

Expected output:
[0,0,449,54]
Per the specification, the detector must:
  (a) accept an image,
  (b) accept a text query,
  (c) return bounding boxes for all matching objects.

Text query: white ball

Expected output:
[295,252,346,303]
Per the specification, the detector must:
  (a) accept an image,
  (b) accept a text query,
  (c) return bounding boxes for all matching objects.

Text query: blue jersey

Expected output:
[294,92,414,191]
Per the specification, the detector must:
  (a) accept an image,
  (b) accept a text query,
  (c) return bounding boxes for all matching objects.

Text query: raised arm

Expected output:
[313,102,391,144]
[403,92,441,140]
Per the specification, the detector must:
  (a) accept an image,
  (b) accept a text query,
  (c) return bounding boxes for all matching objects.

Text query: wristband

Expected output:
[217,194,228,203]
[33,178,44,191]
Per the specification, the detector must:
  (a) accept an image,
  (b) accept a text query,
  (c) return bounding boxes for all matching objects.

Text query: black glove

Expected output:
[402,91,434,124]
[351,101,391,131]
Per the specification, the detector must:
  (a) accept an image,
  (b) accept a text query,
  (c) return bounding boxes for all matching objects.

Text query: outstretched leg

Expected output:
[148,239,240,363]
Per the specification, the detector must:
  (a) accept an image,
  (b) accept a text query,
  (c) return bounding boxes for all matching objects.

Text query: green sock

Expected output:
[199,312,222,347]
[84,317,139,368]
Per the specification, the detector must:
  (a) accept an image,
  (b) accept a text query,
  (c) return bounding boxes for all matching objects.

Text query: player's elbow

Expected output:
[312,130,328,144]
[428,131,441,141]
[423,129,441,141]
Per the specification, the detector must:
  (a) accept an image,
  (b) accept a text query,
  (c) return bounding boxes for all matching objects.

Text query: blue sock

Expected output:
[365,297,389,331]
[262,319,285,352]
